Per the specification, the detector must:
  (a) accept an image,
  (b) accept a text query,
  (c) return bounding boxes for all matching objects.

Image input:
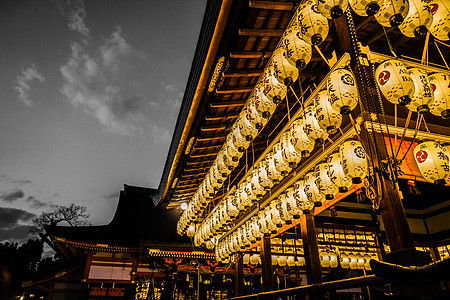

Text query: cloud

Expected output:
[150,125,172,145]
[10,179,32,186]
[103,191,120,200]
[0,207,37,243]
[60,28,148,136]
[0,189,25,202]
[25,196,51,209]
[13,65,45,107]
[52,0,90,38]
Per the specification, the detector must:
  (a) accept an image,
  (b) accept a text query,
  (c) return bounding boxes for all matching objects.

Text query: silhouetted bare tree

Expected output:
[31,203,90,233]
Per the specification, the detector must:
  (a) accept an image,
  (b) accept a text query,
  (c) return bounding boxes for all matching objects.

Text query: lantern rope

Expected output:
[394,110,413,159]
[421,115,430,133]
[421,32,431,65]
[286,91,291,122]
[399,114,423,163]
[382,27,398,58]
[433,40,450,71]
[314,45,330,67]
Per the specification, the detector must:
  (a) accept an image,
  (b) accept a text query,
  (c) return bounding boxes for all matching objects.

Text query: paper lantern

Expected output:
[251,216,263,241]
[287,256,296,267]
[349,253,358,269]
[244,177,258,203]
[258,160,274,190]
[243,253,250,265]
[320,251,330,267]
[316,0,349,19]
[265,206,279,234]
[444,144,450,185]
[290,118,315,156]
[226,134,243,162]
[293,179,315,213]
[258,210,271,236]
[296,256,306,266]
[340,140,369,184]
[187,225,196,237]
[269,200,284,227]
[281,131,302,168]
[221,146,240,170]
[211,161,225,183]
[265,152,284,184]
[327,152,353,193]
[271,48,299,86]
[340,253,350,268]
[204,177,216,197]
[237,111,259,142]
[327,68,359,115]
[235,184,250,211]
[413,141,450,185]
[231,123,251,153]
[277,194,294,224]
[315,163,339,200]
[356,254,365,269]
[216,151,233,177]
[282,26,312,69]
[209,167,223,188]
[315,90,342,134]
[429,73,450,119]
[278,256,287,267]
[251,168,266,197]
[254,85,278,119]
[296,0,330,45]
[364,254,372,270]
[273,142,292,176]
[246,97,267,130]
[406,68,434,114]
[225,196,240,220]
[262,66,287,104]
[303,106,329,145]
[272,255,279,266]
[329,251,339,268]
[285,187,303,218]
[375,59,415,105]
[429,0,450,41]
[206,239,215,250]
[375,0,410,27]
[241,226,252,247]
[304,171,326,206]
[250,254,260,265]
[350,0,383,16]
[399,0,433,37]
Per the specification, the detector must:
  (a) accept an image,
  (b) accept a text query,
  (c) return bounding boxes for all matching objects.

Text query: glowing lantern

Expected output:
[303,106,329,145]
[209,168,223,189]
[281,131,302,168]
[399,0,433,37]
[340,253,350,268]
[413,141,450,185]
[296,256,306,266]
[251,216,263,241]
[315,163,338,200]
[282,26,312,69]
[187,225,196,237]
[285,187,303,218]
[316,0,349,19]
[222,146,239,170]
[258,210,271,236]
[269,200,284,227]
[296,0,330,45]
[272,255,279,266]
[327,68,359,115]
[211,162,225,183]
[349,253,358,269]
[225,196,239,220]
[216,151,233,177]
[271,48,299,86]
[429,73,450,119]
[287,256,296,267]
[327,152,353,193]
[254,85,278,119]
[237,112,259,142]
[273,142,292,176]
[251,168,266,197]
[304,171,326,206]
[244,177,258,203]
[246,97,267,130]
[235,184,249,211]
[291,118,315,156]
[262,66,287,104]
[250,254,260,265]
[315,90,342,134]
[278,256,287,267]
[243,253,250,265]
[258,160,274,190]
[265,206,279,234]
[204,177,215,197]
[293,179,315,213]
[349,0,383,16]
[329,251,339,268]
[356,254,365,269]
[320,251,330,267]
[226,134,243,162]
[206,239,215,250]
[232,123,250,153]
[375,59,415,105]
[340,140,369,184]
[375,0,410,27]
[265,152,284,183]
[277,194,294,224]
[406,68,434,114]
[429,0,450,41]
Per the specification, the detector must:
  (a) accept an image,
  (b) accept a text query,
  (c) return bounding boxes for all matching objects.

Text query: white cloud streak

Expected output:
[52,0,90,38]
[13,65,45,107]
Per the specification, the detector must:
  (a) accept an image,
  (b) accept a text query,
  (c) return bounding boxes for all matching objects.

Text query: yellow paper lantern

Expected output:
[246,97,268,130]
[237,111,259,142]
[375,59,415,105]
[277,193,294,224]
[340,140,369,184]
[429,73,450,119]
[375,0,410,27]
[316,0,349,19]
[272,255,279,266]
[269,200,284,227]
[271,48,299,86]
[327,68,359,115]
[315,163,338,200]
[304,171,326,206]
[216,150,233,177]
[282,26,312,69]
[320,251,330,267]
[262,66,287,104]
[329,251,339,268]
[429,0,450,41]
[187,225,196,237]
[349,253,358,269]
[406,68,434,114]
[278,256,287,267]
[414,141,450,185]
[315,89,342,134]
[327,152,353,193]
[297,256,306,266]
[281,131,302,168]
[265,152,284,184]
[251,216,263,241]
[340,253,350,268]
[287,256,296,267]
[265,206,278,234]
[291,118,315,156]
[399,0,433,37]
[258,210,271,236]
[303,106,329,145]
[231,123,251,153]
[296,0,330,45]
[251,168,266,197]
[293,179,315,213]
[350,0,383,16]
[250,254,260,265]
[254,85,278,119]
[273,142,292,176]
[258,160,274,190]
[285,187,303,218]
[243,253,250,265]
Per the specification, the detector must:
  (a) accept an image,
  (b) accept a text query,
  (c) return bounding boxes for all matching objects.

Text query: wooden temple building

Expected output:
[35,0,450,299]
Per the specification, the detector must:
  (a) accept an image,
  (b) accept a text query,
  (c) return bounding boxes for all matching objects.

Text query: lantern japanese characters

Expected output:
[265,152,284,184]
[296,0,330,45]
[246,97,267,130]
[340,140,369,184]
[329,251,339,268]
[320,251,331,267]
[291,118,315,156]
[273,142,292,176]
[237,112,259,141]
[316,0,349,19]
[251,168,266,197]
[277,193,294,224]
[414,141,450,185]
[327,152,353,193]
[303,106,329,145]
[398,0,433,37]
[406,68,434,113]
[222,146,240,170]
[375,0,410,27]
[315,163,339,200]
[340,253,350,268]
[258,210,271,236]
[262,66,287,104]
[271,47,299,86]
[250,254,260,265]
[257,160,274,190]
[375,59,415,105]
[251,216,263,240]
[265,207,278,234]
[216,150,233,176]
[187,225,196,237]
[244,177,258,203]
[315,89,342,134]
[429,0,450,41]
[350,0,383,16]
[226,134,243,162]
[327,68,359,115]
[225,196,239,220]
[282,26,312,69]
[429,73,450,119]
[285,187,303,219]
[269,200,284,227]
[304,171,326,206]
[293,179,315,213]
[254,85,278,119]
[231,123,250,153]
[281,131,302,168]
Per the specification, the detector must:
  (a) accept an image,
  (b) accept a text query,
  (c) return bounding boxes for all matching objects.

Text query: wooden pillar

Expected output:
[260,236,274,291]
[235,253,244,296]
[300,214,322,284]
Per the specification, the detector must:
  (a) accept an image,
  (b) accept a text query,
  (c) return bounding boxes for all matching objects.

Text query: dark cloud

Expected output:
[26,196,49,209]
[0,225,36,243]
[0,188,25,202]
[103,191,120,200]
[0,207,37,243]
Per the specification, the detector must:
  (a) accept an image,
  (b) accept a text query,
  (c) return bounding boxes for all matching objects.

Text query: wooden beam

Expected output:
[239,28,284,37]
[210,100,246,108]
[192,145,222,151]
[230,51,272,59]
[235,254,245,296]
[180,172,207,178]
[183,167,208,172]
[249,0,294,11]
[200,124,227,132]
[300,214,323,285]
[196,136,225,142]
[190,153,217,158]
[260,237,274,291]
[215,87,253,94]
[205,113,239,121]
[223,69,263,77]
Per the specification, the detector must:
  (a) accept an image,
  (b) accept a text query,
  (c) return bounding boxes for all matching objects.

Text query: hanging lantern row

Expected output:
[177,1,335,235]
[243,253,262,265]
[272,255,306,267]
[338,252,378,270]
[413,140,450,185]
[375,60,450,118]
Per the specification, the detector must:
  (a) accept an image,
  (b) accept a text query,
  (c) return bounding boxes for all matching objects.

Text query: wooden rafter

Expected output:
[223,69,263,77]
[238,28,284,37]
[210,100,246,108]
[249,1,294,11]
[200,124,227,132]
[205,113,239,121]
[215,87,253,94]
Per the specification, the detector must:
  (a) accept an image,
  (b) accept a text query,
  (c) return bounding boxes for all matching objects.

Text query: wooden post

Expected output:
[300,214,322,284]
[260,237,274,291]
[235,253,244,296]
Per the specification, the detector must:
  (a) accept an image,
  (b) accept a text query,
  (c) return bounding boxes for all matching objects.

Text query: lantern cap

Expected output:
[352,177,362,184]
[434,179,446,186]
[262,111,271,119]
[398,95,411,106]
[441,109,450,120]
[330,6,343,19]
[285,220,292,225]
[314,201,323,207]
[338,186,348,193]
[311,34,322,46]
[296,59,306,70]
[284,77,294,86]
[301,150,311,157]
[325,194,334,200]
[327,126,337,135]
[366,3,380,16]
[389,14,404,27]
[414,26,428,38]
[340,105,351,115]
[417,105,429,114]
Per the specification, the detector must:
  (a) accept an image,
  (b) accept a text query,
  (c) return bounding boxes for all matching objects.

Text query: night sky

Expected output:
[0,0,207,244]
